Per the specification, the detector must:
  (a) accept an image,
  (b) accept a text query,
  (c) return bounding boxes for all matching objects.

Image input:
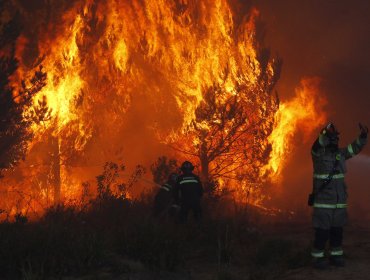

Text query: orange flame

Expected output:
[0,1,327,216]
[266,77,327,180]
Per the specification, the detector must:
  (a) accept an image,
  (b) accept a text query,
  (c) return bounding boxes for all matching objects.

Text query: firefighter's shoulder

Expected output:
[178,175,200,185]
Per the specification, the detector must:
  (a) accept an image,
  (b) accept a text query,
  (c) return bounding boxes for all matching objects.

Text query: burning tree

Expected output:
[0,2,46,175]
[190,82,280,191]
[0,0,325,214]
[172,16,282,197]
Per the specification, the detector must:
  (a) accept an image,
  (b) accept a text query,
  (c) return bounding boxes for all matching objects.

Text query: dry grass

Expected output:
[0,196,311,279]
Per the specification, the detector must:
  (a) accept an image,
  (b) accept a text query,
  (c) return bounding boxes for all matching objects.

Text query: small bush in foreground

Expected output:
[0,198,310,279]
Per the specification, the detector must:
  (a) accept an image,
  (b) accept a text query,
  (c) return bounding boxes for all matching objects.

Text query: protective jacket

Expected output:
[311,133,367,213]
[175,172,203,222]
[153,181,175,217]
[175,173,203,205]
[310,130,367,259]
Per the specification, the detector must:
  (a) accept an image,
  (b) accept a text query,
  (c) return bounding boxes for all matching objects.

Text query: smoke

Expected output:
[253,0,370,217]
[346,154,370,221]
[255,0,370,136]
[350,154,370,165]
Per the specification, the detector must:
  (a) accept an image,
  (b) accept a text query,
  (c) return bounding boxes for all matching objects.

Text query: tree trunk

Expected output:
[199,139,212,192]
[51,135,61,205]
[200,155,209,184]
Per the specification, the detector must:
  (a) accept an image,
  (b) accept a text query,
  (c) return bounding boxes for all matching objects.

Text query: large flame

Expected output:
[266,77,327,179]
[0,0,326,217]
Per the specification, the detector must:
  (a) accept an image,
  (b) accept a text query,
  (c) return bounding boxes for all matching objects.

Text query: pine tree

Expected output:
[174,14,282,193]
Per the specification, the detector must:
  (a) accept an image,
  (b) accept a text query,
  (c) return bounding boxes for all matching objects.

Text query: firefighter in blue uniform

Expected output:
[175,161,203,223]
[310,123,368,268]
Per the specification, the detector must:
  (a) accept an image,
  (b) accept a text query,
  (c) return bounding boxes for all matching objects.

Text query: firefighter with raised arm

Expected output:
[310,122,368,269]
[175,161,203,223]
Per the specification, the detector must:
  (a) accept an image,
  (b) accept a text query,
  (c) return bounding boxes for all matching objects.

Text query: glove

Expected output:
[359,123,368,139]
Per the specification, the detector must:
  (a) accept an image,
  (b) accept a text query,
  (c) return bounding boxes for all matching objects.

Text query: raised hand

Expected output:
[359,123,368,138]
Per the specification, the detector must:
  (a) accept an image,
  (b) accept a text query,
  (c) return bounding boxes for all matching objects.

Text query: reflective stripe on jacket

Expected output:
[311,134,367,206]
[313,173,344,179]
[175,173,203,205]
[313,203,347,209]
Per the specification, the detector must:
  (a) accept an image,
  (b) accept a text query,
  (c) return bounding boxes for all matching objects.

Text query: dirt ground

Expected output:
[147,224,370,280]
[281,224,370,280]
[68,223,370,280]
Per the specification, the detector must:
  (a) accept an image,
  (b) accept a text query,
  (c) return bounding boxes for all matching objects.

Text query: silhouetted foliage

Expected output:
[96,162,125,199]
[150,156,179,185]
[0,198,310,279]
[0,2,46,175]
[96,161,146,199]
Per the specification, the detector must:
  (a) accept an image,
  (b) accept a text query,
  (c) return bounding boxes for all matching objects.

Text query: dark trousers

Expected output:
[179,202,201,223]
[314,227,343,251]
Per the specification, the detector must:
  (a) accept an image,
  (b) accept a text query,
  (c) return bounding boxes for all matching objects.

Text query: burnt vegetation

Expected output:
[0,195,310,280]
[0,158,310,279]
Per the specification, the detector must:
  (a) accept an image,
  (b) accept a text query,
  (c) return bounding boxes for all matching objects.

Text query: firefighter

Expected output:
[175,161,203,223]
[310,122,368,269]
[153,173,178,219]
